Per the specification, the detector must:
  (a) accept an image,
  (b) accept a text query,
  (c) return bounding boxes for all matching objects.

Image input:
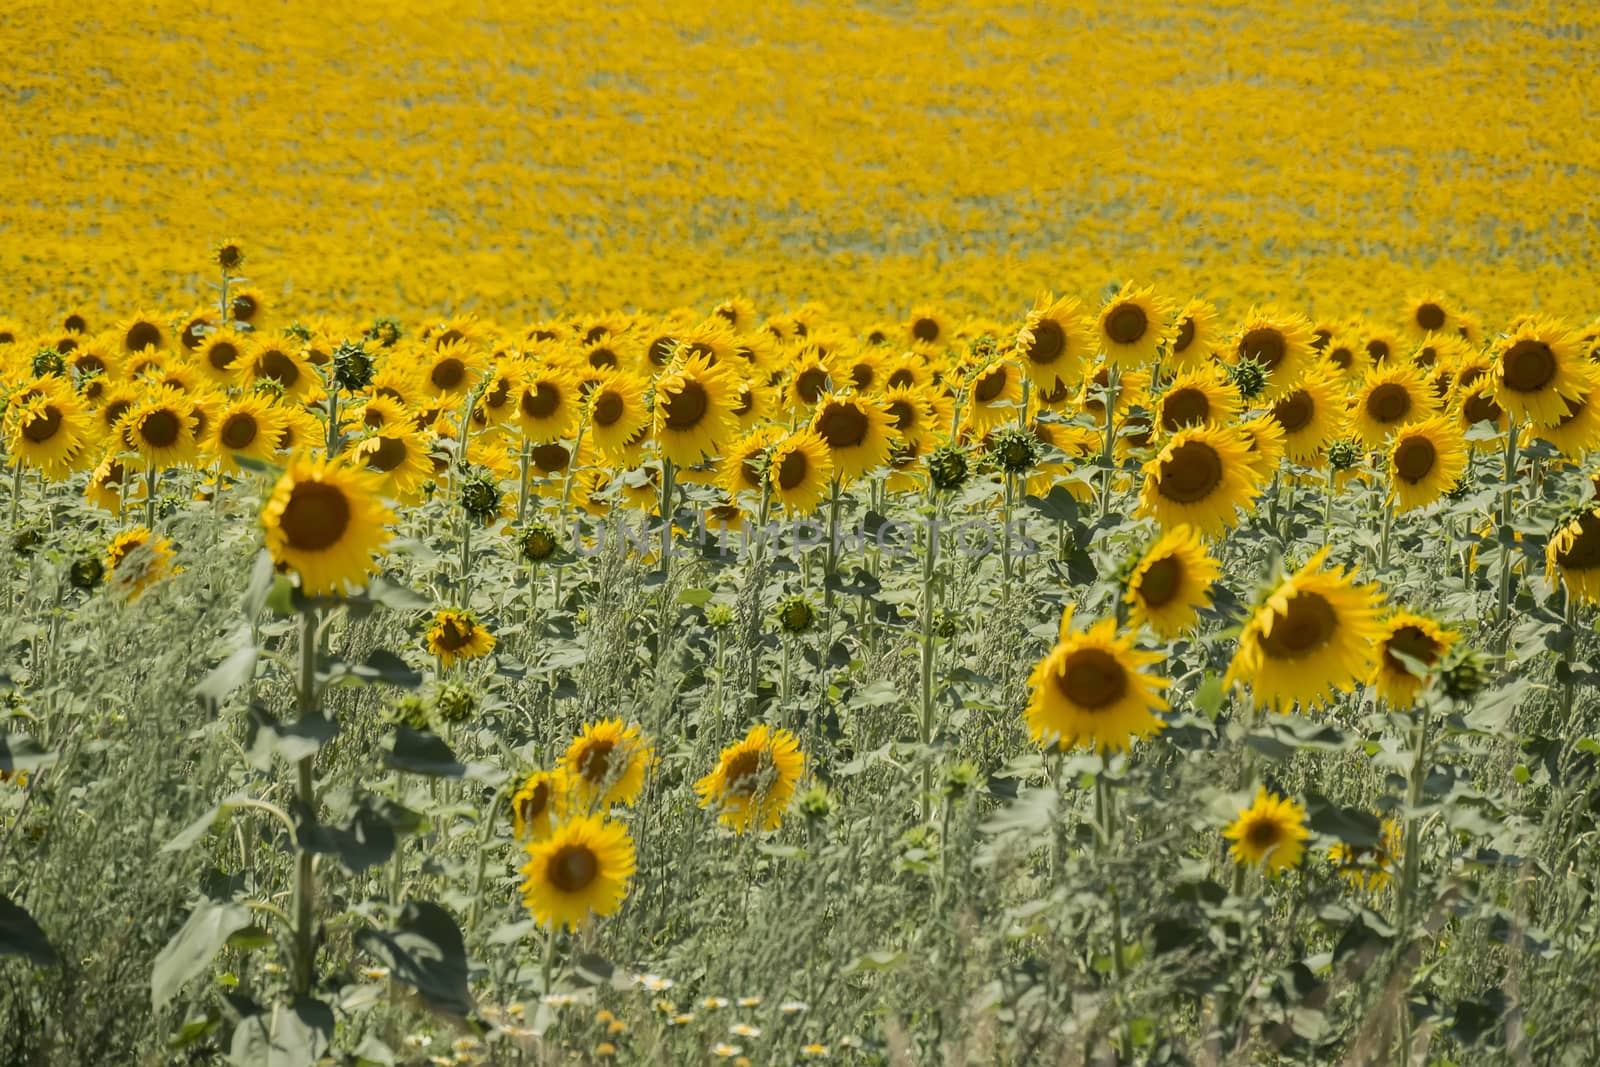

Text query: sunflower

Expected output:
[711,297,758,333]
[809,393,894,481]
[1024,615,1169,752]
[85,455,131,512]
[1095,284,1170,369]
[518,815,636,931]
[1321,334,1368,381]
[783,347,837,414]
[695,724,805,834]
[106,526,178,599]
[577,371,648,462]
[1168,299,1219,372]
[1222,787,1310,873]
[1547,505,1600,604]
[426,609,497,667]
[905,306,952,348]
[1077,362,1150,424]
[513,365,581,443]
[1155,368,1240,435]
[1410,331,1469,372]
[1530,370,1600,458]
[1362,328,1403,369]
[6,387,94,479]
[728,378,775,431]
[261,455,394,596]
[719,426,783,502]
[1138,425,1259,536]
[960,359,1023,431]
[419,339,485,399]
[236,339,315,399]
[1405,294,1455,340]
[67,341,119,384]
[352,394,415,433]
[1371,611,1456,707]
[229,288,267,327]
[1015,293,1093,389]
[653,353,737,467]
[882,352,934,393]
[117,311,169,355]
[1329,818,1401,891]
[1269,373,1342,462]
[473,363,523,428]
[561,719,655,809]
[1490,318,1587,427]
[195,329,248,385]
[351,426,434,502]
[766,430,834,515]
[879,384,941,446]
[1230,308,1315,400]
[1350,364,1435,448]
[210,394,288,473]
[117,386,200,469]
[1124,525,1221,638]
[1225,547,1385,712]
[272,406,323,457]
[510,770,571,842]
[1387,416,1467,512]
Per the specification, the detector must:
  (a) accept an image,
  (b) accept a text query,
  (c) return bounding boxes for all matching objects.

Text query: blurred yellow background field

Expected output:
[2,0,1595,323]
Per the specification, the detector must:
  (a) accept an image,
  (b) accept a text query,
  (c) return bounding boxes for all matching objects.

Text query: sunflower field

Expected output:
[3,2,1600,1065]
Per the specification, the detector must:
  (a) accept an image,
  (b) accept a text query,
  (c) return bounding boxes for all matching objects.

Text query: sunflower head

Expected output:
[560,719,655,809]
[213,238,246,271]
[1372,611,1456,708]
[510,770,571,842]
[261,456,395,596]
[987,426,1041,474]
[1024,616,1170,753]
[518,814,637,930]
[426,608,497,667]
[926,442,970,492]
[694,724,806,834]
[1222,787,1310,873]
[775,594,816,634]
[519,522,563,563]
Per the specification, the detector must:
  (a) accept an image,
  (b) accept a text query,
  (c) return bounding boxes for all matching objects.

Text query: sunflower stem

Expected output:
[291,607,320,998]
[465,785,505,938]
[541,926,558,994]
[1495,423,1520,641]
[458,512,473,609]
[8,462,22,529]
[918,483,940,823]
[1378,497,1394,572]
[517,440,532,525]
[823,476,841,611]
[1095,761,1132,1054]
[1098,366,1122,521]
[144,462,157,531]
[1321,465,1336,548]
[1394,700,1433,1063]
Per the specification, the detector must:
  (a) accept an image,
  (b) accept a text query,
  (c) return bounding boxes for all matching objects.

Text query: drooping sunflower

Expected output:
[1329,818,1401,892]
[1168,299,1219,372]
[1490,318,1588,427]
[1138,425,1260,536]
[426,609,497,667]
[1405,294,1455,340]
[1093,284,1170,370]
[209,394,288,473]
[1371,611,1456,708]
[1023,615,1170,753]
[809,392,894,481]
[509,769,571,843]
[6,387,94,479]
[117,386,200,469]
[519,814,636,931]
[561,719,655,810]
[1223,787,1310,873]
[1269,373,1343,462]
[1387,416,1467,512]
[1124,525,1221,638]
[1350,364,1435,448]
[1015,293,1093,389]
[653,353,737,467]
[695,724,805,834]
[1155,368,1241,435]
[1229,308,1315,400]
[766,429,834,515]
[106,526,178,599]
[513,365,581,443]
[261,455,394,596]
[1547,505,1600,604]
[1225,547,1386,712]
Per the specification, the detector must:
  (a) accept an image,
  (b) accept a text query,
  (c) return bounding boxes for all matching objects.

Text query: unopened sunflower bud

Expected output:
[988,427,1040,474]
[776,594,815,634]
[927,443,970,492]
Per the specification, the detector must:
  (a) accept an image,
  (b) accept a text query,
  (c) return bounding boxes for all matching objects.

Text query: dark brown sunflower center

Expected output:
[795,367,829,405]
[886,368,915,390]
[1105,304,1148,346]
[181,319,209,350]
[973,367,1007,403]
[1025,319,1067,364]
[139,410,181,448]
[548,844,599,893]
[648,336,677,365]
[431,357,466,391]
[1174,317,1197,354]
[1366,339,1391,364]
[1382,625,1441,674]
[1161,387,1211,431]
[279,481,352,552]
[1416,346,1438,369]
[587,347,619,370]
[1556,511,1600,571]
[1054,647,1128,710]
[1158,440,1223,503]
[1393,437,1436,483]
[365,435,408,472]
[1246,819,1282,849]
[1137,556,1183,608]
[125,322,161,352]
[1557,393,1588,427]
[231,295,259,322]
[1365,383,1411,424]
[1272,391,1314,434]
[733,385,755,416]
[849,362,875,390]
[435,617,474,650]
[1038,378,1072,404]
[1415,303,1447,332]
[220,413,258,450]
[1240,327,1287,370]
[777,449,810,490]
[724,749,764,795]
[577,740,614,783]
[522,381,562,419]
[258,349,299,388]
[532,443,570,473]
[815,402,869,450]
[64,314,87,333]
[1257,591,1337,660]
[1328,346,1354,369]
[484,377,511,408]
[911,317,941,343]
[207,341,239,372]
[1462,390,1502,425]
[886,399,916,431]
[1502,339,1556,393]
[518,782,550,823]
[22,407,62,443]
[662,380,709,430]
[592,392,624,427]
